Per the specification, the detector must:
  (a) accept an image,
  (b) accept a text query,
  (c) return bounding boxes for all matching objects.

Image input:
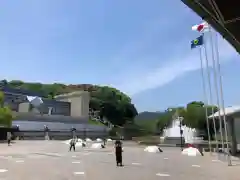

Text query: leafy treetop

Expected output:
[0,91,14,127]
[135,101,219,139]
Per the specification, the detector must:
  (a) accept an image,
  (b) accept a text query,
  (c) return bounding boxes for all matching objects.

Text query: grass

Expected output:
[132,135,160,145]
[88,119,105,126]
[132,135,160,141]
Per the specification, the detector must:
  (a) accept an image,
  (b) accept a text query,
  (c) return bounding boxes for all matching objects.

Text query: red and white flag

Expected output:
[192,22,209,32]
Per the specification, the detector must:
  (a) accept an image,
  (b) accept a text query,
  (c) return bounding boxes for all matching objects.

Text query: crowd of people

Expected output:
[7,130,124,167]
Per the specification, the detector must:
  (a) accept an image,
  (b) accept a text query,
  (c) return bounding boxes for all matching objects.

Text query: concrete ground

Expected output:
[0,140,239,180]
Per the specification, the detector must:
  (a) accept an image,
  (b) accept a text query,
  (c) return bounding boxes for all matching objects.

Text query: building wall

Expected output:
[69,95,89,117]
[232,117,240,145]
[40,99,71,116]
[13,112,89,123]
[3,92,23,111]
[56,91,90,118]
[18,100,71,116]
[13,120,107,131]
[3,92,71,117]
[3,89,89,120]
[81,92,90,117]
[18,102,30,112]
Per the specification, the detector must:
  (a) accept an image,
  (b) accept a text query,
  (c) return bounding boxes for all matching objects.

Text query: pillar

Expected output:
[48,107,53,115]
[228,118,237,155]
[18,102,30,112]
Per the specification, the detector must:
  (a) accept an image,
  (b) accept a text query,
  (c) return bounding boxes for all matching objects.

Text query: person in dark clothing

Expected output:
[114,140,123,166]
[103,138,106,146]
[7,132,11,146]
[7,139,11,146]
[69,138,76,152]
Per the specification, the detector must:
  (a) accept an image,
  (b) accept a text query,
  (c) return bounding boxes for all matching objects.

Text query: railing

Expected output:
[13,129,108,140]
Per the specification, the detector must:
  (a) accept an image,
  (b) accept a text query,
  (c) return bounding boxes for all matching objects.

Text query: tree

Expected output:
[183,101,204,128]
[0,91,4,107]
[8,80,24,87]
[89,86,137,126]
[0,92,13,127]
[0,79,8,86]
[182,101,219,140]
[0,107,13,127]
[156,110,175,133]
[48,92,55,99]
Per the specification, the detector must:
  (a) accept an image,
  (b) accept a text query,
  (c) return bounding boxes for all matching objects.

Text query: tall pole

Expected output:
[213,31,232,166]
[199,47,212,154]
[176,109,183,151]
[202,33,218,153]
[180,118,183,151]
[209,26,224,153]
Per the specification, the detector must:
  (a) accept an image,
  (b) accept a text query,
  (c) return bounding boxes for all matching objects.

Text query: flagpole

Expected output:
[209,26,224,154]
[213,30,232,166]
[199,46,212,154]
[202,33,219,154]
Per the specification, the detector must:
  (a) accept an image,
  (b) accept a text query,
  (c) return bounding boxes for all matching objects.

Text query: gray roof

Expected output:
[208,106,240,118]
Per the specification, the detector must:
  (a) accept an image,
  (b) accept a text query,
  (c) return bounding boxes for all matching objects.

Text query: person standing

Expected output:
[69,138,76,152]
[7,132,11,146]
[103,138,106,146]
[114,140,123,166]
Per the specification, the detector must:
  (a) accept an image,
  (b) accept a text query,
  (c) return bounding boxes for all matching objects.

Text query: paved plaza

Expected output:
[0,140,239,180]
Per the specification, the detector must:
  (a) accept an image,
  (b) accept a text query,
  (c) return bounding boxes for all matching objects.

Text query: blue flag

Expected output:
[191,35,203,49]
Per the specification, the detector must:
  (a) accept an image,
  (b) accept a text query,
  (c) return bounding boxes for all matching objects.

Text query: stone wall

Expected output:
[15,131,108,140]
[13,112,89,124]
[12,119,106,131]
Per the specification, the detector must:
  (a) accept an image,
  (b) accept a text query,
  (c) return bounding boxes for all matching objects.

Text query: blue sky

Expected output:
[0,0,239,112]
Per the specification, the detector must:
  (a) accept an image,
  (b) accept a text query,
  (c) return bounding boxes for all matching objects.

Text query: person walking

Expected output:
[114,140,123,166]
[69,138,76,152]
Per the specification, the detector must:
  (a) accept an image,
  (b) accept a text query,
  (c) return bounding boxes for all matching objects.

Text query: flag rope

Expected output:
[202,33,219,155]
[199,46,212,154]
[191,20,231,166]
[213,30,232,166]
[209,26,224,155]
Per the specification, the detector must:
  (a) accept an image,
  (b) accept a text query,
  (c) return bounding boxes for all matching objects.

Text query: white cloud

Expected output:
[116,32,239,96]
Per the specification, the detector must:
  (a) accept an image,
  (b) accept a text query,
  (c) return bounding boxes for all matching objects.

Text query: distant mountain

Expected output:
[134,111,165,121]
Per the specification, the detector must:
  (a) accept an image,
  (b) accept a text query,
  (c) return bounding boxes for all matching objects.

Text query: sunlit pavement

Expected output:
[0,141,238,180]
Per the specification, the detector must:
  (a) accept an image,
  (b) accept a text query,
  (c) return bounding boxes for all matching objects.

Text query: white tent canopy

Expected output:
[182,147,202,156]
[208,106,240,118]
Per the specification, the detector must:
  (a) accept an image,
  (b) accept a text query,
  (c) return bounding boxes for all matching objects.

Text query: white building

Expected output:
[208,106,240,155]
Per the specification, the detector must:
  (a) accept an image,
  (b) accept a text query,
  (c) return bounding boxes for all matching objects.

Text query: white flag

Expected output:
[192,22,209,32]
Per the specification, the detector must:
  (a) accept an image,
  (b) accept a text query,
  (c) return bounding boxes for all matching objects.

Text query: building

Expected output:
[0,86,89,118]
[0,86,108,138]
[208,106,240,156]
[55,91,90,118]
[1,85,45,112]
